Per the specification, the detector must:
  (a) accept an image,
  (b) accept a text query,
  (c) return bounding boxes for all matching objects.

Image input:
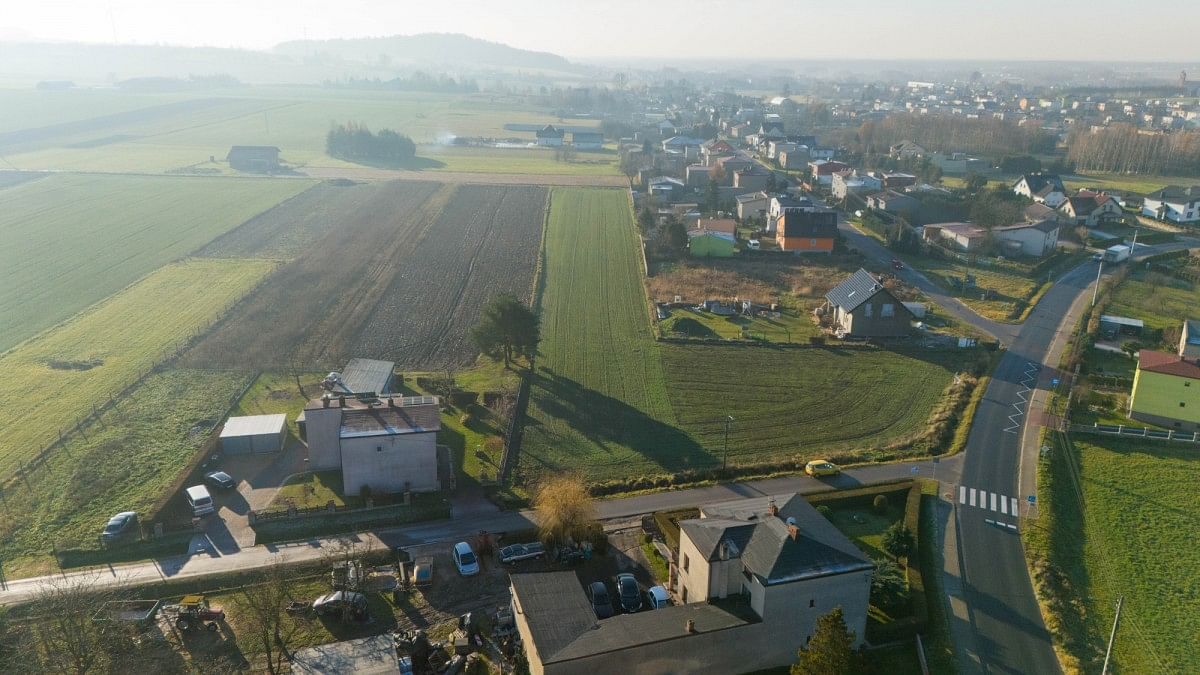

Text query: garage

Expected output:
[219,414,287,454]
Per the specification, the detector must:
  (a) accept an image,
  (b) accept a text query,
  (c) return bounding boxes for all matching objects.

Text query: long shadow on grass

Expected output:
[525,368,713,473]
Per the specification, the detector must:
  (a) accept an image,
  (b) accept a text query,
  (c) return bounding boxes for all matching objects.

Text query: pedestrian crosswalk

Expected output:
[959,485,1020,518]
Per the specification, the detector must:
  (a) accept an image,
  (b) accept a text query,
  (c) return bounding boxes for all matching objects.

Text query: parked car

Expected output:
[589,581,614,619]
[891,257,904,270]
[312,591,368,619]
[204,471,235,490]
[646,586,671,610]
[1092,253,1103,262]
[185,484,216,517]
[805,459,841,477]
[499,542,546,564]
[100,511,138,543]
[410,556,434,588]
[453,541,480,576]
[615,573,642,613]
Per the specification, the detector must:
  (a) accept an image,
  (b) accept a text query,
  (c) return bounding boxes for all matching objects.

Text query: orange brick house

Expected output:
[778,209,837,253]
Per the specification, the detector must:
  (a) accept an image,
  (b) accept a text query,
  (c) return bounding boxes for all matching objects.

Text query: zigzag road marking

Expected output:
[1004,361,1041,433]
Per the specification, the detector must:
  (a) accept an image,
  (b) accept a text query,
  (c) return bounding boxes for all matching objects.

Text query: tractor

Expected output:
[168,594,225,632]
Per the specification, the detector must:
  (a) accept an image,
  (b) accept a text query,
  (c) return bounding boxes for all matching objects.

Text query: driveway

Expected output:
[203,438,310,550]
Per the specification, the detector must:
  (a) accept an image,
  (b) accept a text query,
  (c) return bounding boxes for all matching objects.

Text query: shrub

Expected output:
[883,522,916,560]
[816,505,832,518]
[873,494,889,514]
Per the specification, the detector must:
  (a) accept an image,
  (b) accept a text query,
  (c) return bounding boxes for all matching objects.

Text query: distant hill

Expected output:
[274,33,576,72]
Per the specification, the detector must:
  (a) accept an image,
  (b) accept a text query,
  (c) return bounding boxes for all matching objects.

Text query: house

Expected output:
[777,147,811,170]
[1128,350,1200,430]
[766,195,816,233]
[1013,173,1067,207]
[226,145,280,172]
[688,218,738,257]
[509,493,872,675]
[648,176,685,200]
[662,136,704,154]
[778,210,837,253]
[536,125,565,147]
[878,172,917,191]
[866,190,920,215]
[304,394,441,495]
[735,191,771,222]
[1142,185,1200,223]
[1023,202,1060,223]
[571,131,603,150]
[823,269,913,337]
[831,171,882,200]
[701,139,736,165]
[889,141,927,159]
[733,168,770,191]
[1181,320,1200,358]
[767,140,798,160]
[1059,191,1122,227]
[220,414,287,454]
[807,160,849,185]
[992,219,1061,257]
[923,222,986,252]
[685,164,715,187]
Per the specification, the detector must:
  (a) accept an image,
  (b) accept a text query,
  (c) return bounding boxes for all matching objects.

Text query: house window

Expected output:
[809,599,815,608]
[682,587,689,603]
[376,446,383,452]
[810,239,816,246]
[882,303,895,318]
[863,303,873,318]
[682,553,689,572]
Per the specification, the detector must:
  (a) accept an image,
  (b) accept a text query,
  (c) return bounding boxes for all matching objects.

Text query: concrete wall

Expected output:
[756,572,873,648]
[221,427,285,454]
[1129,369,1200,429]
[996,227,1057,257]
[305,406,343,471]
[340,432,438,494]
[676,533,710,605]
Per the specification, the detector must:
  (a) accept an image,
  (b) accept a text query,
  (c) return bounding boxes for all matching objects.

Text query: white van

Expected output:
[185,485,215,517]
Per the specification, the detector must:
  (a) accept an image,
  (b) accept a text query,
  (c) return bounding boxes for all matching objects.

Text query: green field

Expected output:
[1106,269,1199,333]
[520,187,680,479]
[1028,434,1200,672]
[0,173,311,350]
[0,368,252,577]
[0,258,274,479]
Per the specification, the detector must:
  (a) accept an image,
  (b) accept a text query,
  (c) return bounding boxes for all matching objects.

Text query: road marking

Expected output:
[1000,496,1008,515]
[991,493,997,512]
[969,488,977,507]
[1012,497,1019,515]
[960,486,967,504]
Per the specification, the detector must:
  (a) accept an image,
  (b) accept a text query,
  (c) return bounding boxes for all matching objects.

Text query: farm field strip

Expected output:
[0,172,313,351]
[354,184,548,366]
[181,181,448,370]
[0,258,275,480]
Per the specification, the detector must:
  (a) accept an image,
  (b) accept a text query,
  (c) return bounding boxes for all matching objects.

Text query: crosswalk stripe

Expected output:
[1000,496,1008,515]
[990,493,997,511]
[1012,497,1019,515]
[960,486,967,504]
[969,488,977,507]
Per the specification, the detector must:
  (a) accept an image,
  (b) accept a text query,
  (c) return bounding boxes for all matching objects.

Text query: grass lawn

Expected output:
[1064,171,1196,196]
[272,471,350,510]
[0,258,274,480]
[0,173,311,350]
[229,372,325,441]
[0,368,252,578]
[520,187,679,480]
[1105,269,1200,334]
[660,307,821,342]
[1026,434,1200,672]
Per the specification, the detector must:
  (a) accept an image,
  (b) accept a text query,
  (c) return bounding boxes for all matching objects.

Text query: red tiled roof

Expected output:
[1138,350,1200,380]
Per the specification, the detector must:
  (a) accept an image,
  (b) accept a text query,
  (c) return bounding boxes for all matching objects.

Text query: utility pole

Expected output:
[1101,595,1124,675]
[1091,258,1104,307]
[1130,227,1139,253]
[721,416,734,471]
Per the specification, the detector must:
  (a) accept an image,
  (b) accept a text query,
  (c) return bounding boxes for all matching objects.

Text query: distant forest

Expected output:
[848,114,1056,157]
[326,123,416,163]
[1066,125,1200,175]
[326,72,479,94]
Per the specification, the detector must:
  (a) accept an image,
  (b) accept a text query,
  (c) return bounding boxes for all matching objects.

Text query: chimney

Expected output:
[787,524,800,541]
[766,497,779,518]
[685,619,696,634]
[338,395,346,408]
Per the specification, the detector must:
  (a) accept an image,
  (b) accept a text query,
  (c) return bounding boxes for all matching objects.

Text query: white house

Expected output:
[1058,191,1123,227]
[1012,173,1067,207]
[1142,185,1200,224]
[993,219,1061,257]
[831,170,883,200]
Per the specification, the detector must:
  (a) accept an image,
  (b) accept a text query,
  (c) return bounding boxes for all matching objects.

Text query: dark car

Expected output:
[312,591,368,619]
[204,471,235,490]
[615,573,642,613]
[589,581,614,619]
[101,512,138,543]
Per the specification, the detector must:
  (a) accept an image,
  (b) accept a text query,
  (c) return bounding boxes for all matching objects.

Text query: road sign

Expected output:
[1051,378,1060,386]
[1027,495,1037,504]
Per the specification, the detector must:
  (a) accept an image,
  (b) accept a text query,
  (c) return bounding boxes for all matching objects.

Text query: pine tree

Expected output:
[791,607,863,675]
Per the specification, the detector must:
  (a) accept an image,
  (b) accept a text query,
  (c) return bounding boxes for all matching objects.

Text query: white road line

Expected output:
[1012,497,1019,515]
[1006,522,1018,531]
[991,493,998,511]
[970,488,977,507]
[1000,496,1008,515]
[960,486,967,504]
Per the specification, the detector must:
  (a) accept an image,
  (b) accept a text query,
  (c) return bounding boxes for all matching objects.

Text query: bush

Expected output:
[873,494,889,514]
[883,522,915,559]
[816,505,832,518]
[585,522,609,555]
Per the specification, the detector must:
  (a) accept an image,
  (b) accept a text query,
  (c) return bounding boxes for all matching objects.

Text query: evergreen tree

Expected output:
[470,294,540,367]
[791,607,863,675]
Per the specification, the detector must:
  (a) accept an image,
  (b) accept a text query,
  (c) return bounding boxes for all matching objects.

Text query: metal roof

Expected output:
[335,358,395,395]
[824,268,887,312]
[220,414,287,438]
[338,403,441,438]
[1099,315,1144,328]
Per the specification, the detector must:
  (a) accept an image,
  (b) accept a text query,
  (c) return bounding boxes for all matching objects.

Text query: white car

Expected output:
[453,541,480,576]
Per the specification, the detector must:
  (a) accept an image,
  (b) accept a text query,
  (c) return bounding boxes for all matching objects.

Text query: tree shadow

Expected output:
[335,155,447,171]
[525,368,713,473]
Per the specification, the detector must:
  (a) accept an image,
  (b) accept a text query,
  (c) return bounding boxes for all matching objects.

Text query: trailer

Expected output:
[92,600,161,627]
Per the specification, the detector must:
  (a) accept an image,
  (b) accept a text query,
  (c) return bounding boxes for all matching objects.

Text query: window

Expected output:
[376,446,383,452]
[809,599,815,608]
[682,587,689,603]
[882,303,895,318]
[863,303,873,318]
[810,238,816,246]
[682,553,689,572]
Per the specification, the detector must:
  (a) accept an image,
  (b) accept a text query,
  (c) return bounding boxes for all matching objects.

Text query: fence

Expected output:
[1069,423,1200,444]
[497,372,532,485]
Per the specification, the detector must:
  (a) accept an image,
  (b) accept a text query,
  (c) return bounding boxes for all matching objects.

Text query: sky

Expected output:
[3,0,1200,62]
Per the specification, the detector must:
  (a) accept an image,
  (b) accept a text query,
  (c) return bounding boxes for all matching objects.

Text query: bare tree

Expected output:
[29,575,122,674]
[239,558,301,675]
[532,474,596,548]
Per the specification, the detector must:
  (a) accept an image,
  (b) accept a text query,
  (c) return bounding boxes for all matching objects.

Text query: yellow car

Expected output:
[805,460,841,477]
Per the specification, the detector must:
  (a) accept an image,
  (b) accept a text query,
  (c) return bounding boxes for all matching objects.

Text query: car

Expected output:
[204,471,235,490]
[891,258,904,270]
[410,556,433,588]
[646,585,671,610]
[615,573,642,613]
[499,542,546,564]
[589,581,614,619]
[453,541,480,576]
[312,591,368,619]
[1092,253,1103,262]
[100,511,138,543]
[805,459,841,477]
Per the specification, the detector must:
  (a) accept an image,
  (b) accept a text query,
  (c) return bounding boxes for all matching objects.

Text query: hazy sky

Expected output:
[3,0,1199,61]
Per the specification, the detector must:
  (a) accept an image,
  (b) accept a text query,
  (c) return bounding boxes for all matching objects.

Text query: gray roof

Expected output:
[220,414,287,438]
[336,358,395,395]
[510,572,755,665]
[679,519,755,561]
[824,268,888,313]
[1147,185,1200,202]
[290,635,400,675]
[339,402,441,438]
[1185,319,1200,345]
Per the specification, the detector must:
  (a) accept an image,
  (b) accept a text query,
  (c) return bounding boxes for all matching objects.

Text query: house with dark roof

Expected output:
[1058,191,1122,227]
[535,125,565,147]
[1012,173,1067,207]
[508,493,873,675]
[570,131,603,150]
[1142,185,1200,224]
[822,269,913,337]
[777,209,837,254]
[1128,350,1200,430]
[866,190,920,215]
[303,394,441,494]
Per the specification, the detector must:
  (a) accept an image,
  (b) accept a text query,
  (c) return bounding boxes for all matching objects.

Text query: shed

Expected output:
[226,145,280,172]
[220,414,287,454]
[1099,315,1143,337]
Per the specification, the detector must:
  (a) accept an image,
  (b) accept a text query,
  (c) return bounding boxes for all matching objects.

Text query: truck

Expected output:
[1104,244,1131,263]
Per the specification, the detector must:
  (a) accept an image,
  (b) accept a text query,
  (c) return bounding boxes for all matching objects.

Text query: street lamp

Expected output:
[722,416,734,471]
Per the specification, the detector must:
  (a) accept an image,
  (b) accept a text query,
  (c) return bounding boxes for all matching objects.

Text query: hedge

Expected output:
[251,497,450,544]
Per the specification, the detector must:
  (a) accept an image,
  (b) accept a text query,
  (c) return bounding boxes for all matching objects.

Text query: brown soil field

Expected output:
[353,184,548,367]
[304,165,628,187]
[646,255,868,305]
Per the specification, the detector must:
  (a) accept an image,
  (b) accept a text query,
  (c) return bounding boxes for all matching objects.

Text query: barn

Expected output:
[226,145,281,172]
[220,414,287,454]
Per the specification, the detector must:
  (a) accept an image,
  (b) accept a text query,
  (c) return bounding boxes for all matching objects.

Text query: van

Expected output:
[185,485,215,517]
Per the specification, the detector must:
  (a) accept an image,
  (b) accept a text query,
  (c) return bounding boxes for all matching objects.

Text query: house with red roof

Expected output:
[1128,350,1200,430]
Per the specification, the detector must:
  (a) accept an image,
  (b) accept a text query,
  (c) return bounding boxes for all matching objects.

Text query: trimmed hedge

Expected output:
[252,497,450,544]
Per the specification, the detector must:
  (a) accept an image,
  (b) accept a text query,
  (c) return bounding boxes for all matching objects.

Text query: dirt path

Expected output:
[302,165,629,187]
